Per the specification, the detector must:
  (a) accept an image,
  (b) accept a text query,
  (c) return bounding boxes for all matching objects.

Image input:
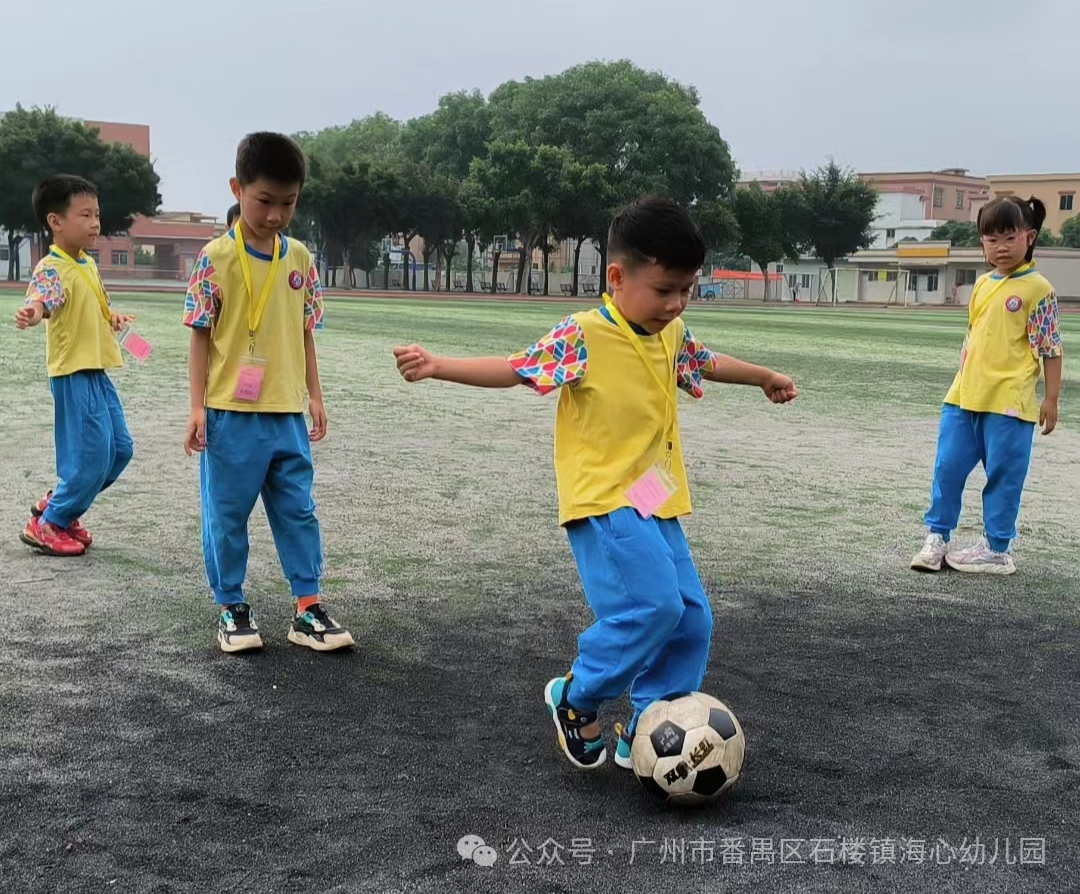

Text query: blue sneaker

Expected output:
[544,674,607,770]
[614,720,635,769]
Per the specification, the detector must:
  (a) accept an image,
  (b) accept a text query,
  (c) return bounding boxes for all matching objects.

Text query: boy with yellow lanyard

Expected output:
[394,197,797,770]
[183,132,353,654]
[15,175,135,558]
[911,196,1063,576]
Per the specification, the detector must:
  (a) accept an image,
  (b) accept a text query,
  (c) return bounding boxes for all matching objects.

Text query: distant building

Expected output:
[21,119,220,281]
[858,168,988,222]
[985,173,1080,236]
[736,170,801,194]
[869,192,948,248]
[772,243,1080,306]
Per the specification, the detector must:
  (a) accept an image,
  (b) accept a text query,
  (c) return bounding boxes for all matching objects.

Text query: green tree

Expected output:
[300,156,396,289]
[732,185,799,302]
[1036,228,1060,247]
[294,112,402,165]
[1060,215,1080,248]
[550,157,612,296]
[402,91,490,180]
[402,92,491,292]
[488,60,738,281]
[0,105,160,280]
[689,200,740,254]
[469,141,540,294]
[929,219,980,247]
[790,161,877,301]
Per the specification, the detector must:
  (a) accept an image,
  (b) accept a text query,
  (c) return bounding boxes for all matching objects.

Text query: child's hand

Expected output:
[1040,398,1058,435]
[394,344,438,382]
[184,409,207,456]
[308,398,328,442]
[763,372,798,404]
[110,312,135,332]
[14,303,43,330]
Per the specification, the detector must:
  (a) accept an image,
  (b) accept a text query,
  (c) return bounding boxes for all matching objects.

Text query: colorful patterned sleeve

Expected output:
[677,325,721,398]
[507,316,588,395]
[25,265,65,315]
[183,250,221,328]
[1027,292,1062,359]
[304,261,325,331]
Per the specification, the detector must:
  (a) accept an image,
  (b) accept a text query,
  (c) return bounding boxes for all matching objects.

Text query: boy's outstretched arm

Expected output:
[705,355,798,404]
[394,344,522,388]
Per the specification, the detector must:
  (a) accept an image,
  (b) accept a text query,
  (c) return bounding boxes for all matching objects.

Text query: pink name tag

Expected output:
[626,465,678,519]
[234,362,265,402]
[118,328,152,362]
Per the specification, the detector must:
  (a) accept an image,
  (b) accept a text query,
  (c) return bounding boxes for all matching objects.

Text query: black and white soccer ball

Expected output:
[630,692,745,806]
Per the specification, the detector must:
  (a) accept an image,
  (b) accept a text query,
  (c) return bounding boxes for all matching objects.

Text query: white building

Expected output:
[774,243,1080,306]
[869,192,947,249]
[0,231,32,280]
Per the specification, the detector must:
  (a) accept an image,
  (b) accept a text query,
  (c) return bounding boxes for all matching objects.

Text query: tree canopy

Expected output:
[0,105,161,280]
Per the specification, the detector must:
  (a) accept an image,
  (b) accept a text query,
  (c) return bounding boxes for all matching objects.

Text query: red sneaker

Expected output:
[20,516,86,557]
[30,491,92,547]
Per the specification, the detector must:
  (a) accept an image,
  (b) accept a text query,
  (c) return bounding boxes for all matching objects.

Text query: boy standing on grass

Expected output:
[394,197,797,769]
[183,132,353,654]
[14,175,135,557]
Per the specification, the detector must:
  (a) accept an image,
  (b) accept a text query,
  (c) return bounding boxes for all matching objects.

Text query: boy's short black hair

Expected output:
[608,196,707,273]
[978,195,1047,262]
[226,203,241,228]
[32,174,98,233]
[235,132,307,189]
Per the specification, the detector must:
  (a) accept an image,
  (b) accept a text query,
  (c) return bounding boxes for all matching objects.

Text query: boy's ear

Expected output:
[607,260,625,291]
[229,178,242,203]
[46,212,61,234]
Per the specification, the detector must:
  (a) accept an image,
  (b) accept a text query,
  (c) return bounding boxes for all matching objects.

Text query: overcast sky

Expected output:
[4,0,1076,217]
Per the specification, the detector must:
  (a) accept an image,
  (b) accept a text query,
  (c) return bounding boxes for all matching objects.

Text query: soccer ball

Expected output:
[630,692,745,806]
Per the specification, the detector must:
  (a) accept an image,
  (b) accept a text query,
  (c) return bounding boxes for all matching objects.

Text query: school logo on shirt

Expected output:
[1005,295,1023,313]
[288,270,304,290]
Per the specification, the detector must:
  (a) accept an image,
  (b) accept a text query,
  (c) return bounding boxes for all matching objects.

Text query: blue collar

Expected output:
[49,249,88,265]
[227,226,289,260]
[989,262,1036,281]
[599,304,651,336]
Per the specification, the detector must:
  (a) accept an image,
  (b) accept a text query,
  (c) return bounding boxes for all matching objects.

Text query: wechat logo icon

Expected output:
[458,834,498,868]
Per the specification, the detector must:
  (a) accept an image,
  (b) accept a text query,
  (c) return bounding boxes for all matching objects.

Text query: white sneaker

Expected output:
[910,533,949,572]
[944,537,1016,575]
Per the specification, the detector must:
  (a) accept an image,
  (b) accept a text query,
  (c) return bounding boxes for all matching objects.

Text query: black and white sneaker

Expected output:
[218,603,264,653]
[287,603,355,652]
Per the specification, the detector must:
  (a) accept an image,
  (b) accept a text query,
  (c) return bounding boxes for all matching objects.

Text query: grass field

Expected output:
[0,293,1078,894]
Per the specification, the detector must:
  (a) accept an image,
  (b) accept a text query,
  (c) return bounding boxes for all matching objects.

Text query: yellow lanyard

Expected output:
[233,225,281,353]
[50,245,111,322]
[603,294,677,464]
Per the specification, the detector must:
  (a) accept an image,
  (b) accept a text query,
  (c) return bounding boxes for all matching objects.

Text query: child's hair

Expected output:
[977,196,1047,262]
[608,196,707,273]
[32,174,98,234]
[235,132,307,189]
[226,203,241,228]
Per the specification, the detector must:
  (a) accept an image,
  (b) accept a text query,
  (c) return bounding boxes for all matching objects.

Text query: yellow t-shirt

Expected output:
[25,250,122,378]
[508,307,721,525]
[183,230,324,413]
[944,263,1062,423]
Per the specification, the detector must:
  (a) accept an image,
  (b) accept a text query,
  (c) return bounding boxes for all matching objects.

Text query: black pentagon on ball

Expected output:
[692,765,729,797]
[637,773,669,801]
[650,721,686,758]
[709,708,738,741]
